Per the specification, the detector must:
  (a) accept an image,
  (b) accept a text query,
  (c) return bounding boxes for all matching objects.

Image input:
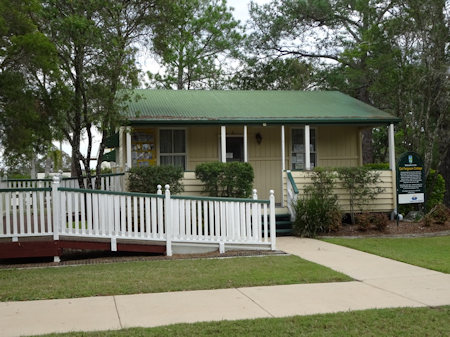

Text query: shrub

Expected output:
[370,213,389,232]
[293,169,341,237]
[128,166,184,195]
[422,213,433,227]
[195,162,254,198]
[426,170,446,212]
[427,204,449,225]
[364,163,390,170]
[355,213,370,231]
[337,167,384,224]
[355,212,388,232]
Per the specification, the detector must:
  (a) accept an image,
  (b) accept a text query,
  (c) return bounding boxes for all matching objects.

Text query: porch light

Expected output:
[256,132,262,144]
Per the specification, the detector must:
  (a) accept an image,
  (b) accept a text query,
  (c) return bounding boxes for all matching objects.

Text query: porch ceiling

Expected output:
[122,90,400,125]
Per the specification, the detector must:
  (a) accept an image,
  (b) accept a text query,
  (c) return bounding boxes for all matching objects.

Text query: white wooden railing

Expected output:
[1,177,276,256]
[286,171,299,221]
[0,173,124,191]
[0,187,53,238]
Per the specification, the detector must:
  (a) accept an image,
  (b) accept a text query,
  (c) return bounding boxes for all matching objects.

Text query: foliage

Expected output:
[248,0,449,172]
[195,162,254,198]
[30,0,157,188]
[0,0,59,171]
[148,0,242,90]
[337,167,384,224]
[128,166,184,195]
[426,170,446,212]
[293,169,341,237]
[230,57,313,90]
[424,204,449,225]
[355,212,388,232]
[363,163,389,170]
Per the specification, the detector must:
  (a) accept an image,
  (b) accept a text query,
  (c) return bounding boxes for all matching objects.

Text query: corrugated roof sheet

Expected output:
[122,90,400,125]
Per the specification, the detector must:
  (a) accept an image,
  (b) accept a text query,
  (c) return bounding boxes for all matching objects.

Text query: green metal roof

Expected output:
[123,90,400,125]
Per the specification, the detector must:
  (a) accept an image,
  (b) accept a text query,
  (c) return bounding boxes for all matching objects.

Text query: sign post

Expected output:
[396,151,425,226]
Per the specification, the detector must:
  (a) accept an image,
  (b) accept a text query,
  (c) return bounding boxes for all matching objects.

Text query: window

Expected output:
[291,128,316,170]
[159,129,186,170]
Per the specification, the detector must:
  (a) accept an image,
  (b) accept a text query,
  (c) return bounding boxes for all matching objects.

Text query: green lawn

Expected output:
[38,306,450,337]
[324,236,450,273]
[0,255,350,301]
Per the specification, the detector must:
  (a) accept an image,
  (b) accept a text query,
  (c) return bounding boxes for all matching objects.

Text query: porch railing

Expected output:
[1,173,125,191]
[286,171,299,221]
[0,187,53,238]
[1,177,276,256]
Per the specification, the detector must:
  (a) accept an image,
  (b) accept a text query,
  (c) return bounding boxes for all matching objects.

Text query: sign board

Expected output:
[396,151,425,204]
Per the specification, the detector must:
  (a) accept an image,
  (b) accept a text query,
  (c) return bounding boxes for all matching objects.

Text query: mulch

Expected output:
[321,220,450,238]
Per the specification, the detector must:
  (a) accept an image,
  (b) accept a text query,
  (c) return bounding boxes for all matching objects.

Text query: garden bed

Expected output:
[324,220,450,238]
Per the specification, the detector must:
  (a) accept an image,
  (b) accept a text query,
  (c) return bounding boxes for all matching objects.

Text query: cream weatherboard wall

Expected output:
[284,170,396,212]
[186,126,219,170]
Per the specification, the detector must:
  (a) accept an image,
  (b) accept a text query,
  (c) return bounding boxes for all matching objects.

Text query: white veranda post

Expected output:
[221,125,226,163]
[126,128,132,170]
[244,125,248,162]
[388,123,397,210]
[304,125,311,170]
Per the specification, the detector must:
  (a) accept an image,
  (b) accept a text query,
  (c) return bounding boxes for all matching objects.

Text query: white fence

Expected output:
[0,188,53,239]
[0,173,124,191]
[0,177,276,256]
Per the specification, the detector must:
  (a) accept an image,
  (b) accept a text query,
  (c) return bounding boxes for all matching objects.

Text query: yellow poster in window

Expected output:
[131,128,157,167]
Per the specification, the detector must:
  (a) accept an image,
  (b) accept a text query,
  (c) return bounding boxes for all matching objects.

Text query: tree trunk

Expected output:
[30,157,36,179]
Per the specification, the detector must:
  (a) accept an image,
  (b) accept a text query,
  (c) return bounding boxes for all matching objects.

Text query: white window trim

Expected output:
[220,134,244,162]
[289,126,317,170]
[158,127,187,170]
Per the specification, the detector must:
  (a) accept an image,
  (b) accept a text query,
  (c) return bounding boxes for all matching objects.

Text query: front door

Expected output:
[226,136,244,162]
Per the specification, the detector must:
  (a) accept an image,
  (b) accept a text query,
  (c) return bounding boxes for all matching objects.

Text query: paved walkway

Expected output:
[1,237,449,337]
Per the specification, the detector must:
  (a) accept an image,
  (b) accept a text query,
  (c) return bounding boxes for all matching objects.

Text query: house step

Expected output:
[261,213,293,236]
[276,213,292,236]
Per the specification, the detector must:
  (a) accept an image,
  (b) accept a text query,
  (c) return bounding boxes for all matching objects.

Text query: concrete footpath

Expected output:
[1,237,449,337]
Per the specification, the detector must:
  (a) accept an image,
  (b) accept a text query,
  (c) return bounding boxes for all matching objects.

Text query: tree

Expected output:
[35,0,159,188]
[0,0,59,176]
[148,0,243,90]
[230,57,314,90]
[248,0,404,163]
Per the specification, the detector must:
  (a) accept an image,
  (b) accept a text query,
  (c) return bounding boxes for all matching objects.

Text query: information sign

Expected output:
[396,152,425,204]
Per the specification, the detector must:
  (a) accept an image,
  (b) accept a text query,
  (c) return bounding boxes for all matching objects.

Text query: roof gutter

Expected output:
[127,117,401,126]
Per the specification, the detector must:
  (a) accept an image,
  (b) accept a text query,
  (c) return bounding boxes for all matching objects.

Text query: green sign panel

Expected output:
[101,149,116,162]
[396,151,425,204]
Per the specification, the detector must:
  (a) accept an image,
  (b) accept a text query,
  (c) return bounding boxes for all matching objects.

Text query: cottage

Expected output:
[114,90,400,213]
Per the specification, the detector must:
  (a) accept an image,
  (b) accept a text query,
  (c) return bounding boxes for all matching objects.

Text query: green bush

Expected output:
[426,170,446,212]
[128,166,184,195]
[293,169,341,237]
[195,162,254,198]
[364,162,390,170]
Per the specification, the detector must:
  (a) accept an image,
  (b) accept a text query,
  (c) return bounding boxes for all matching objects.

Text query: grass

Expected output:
[38,306,450,337]
[0,255,350,301]
[323,236,450,273]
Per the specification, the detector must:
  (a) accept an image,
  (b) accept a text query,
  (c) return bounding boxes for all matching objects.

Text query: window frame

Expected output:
[158,127,187,170]
[290,127,317,170]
